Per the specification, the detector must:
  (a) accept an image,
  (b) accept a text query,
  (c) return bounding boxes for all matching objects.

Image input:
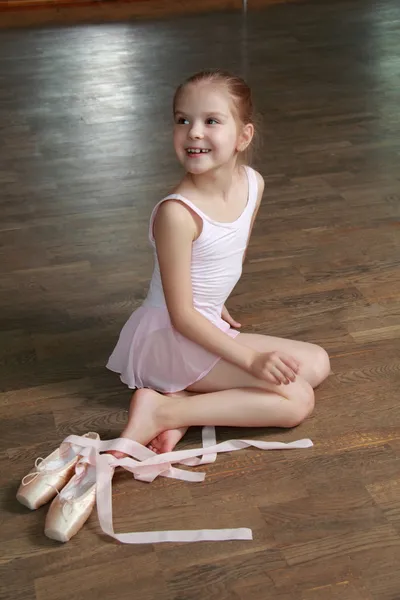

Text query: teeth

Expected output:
[187,149,210,154]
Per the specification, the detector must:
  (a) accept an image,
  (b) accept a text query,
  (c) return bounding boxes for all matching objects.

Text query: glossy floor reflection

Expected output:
[1,2,400,599]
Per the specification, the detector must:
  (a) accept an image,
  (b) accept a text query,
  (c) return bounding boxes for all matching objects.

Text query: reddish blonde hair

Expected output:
[173,70,256,163]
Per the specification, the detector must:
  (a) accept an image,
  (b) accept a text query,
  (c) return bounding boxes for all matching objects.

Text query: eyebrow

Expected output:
[174,110,228,119]
[206,112,228,119]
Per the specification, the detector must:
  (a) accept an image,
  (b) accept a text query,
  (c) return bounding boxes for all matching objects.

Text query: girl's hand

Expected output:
[222,305,241,329]
[249,351,299,386]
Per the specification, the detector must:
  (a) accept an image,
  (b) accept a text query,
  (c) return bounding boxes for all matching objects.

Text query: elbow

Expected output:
[169,307,194,334]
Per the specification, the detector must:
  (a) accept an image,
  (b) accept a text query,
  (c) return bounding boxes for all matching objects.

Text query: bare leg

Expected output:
[109,334,329,457]
[147,335,330,454]
[148,391,192,454]
[108,375,314,456]
[186,333,331,394]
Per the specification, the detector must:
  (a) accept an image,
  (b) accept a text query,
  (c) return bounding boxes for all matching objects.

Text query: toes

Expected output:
[105,450,127,459]
[148,440,161,454]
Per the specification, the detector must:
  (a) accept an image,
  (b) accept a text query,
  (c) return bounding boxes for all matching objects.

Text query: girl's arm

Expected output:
[153,193,298,385]
[154,199,255,373]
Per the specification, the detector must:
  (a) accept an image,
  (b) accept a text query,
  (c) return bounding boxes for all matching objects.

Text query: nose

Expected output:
[188,121,204,140]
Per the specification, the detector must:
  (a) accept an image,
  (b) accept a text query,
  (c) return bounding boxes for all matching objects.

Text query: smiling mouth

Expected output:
[186,148,211,155]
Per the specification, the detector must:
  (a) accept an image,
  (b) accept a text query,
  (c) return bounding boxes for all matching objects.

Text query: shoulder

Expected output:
[153,198,198,241]
[253,169,265,194]
[249,168,264,206]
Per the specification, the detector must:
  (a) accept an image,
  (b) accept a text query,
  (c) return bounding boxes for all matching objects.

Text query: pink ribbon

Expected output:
[63,430,313,544]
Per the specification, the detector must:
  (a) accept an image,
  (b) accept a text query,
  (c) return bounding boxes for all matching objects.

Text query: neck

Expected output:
[187,159,240,198]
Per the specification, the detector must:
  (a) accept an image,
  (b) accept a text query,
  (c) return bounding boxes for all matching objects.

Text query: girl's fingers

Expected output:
[224,311,241,328]
[286,368,297,382]
[281,355,300,375]
[270,366,285,385]
[274,360,293,381]
[263,370,281,385]
[230,317,241,328]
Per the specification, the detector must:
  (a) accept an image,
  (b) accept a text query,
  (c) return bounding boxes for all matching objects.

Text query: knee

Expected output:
[311,345,331,386]
[284,381,315,428]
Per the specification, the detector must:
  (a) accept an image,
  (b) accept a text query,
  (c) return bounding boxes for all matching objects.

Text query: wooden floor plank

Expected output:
[1,1,400,598]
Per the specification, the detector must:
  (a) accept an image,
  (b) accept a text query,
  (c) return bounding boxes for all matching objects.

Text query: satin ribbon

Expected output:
[62,430,313,544]
[21,457,47,486]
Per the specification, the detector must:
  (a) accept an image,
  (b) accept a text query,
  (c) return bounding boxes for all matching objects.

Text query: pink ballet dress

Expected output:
[106,166,259,393]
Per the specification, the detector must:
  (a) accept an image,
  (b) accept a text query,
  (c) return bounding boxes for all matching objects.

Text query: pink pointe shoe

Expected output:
[16,432,99,510]
[44,451,98,543]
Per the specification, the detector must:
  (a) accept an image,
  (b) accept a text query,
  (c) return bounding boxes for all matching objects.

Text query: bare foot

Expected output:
[148,426,189,454]
[108,389,168,459]
[148,391,192,454]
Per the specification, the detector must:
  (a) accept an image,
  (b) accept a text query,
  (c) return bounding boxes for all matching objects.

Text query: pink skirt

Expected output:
[106,306,239,393]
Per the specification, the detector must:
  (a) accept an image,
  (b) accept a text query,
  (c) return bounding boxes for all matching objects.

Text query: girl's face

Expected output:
[173,82,252,175]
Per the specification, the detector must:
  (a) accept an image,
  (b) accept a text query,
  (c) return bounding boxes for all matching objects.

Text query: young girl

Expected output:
[107,70,330,457]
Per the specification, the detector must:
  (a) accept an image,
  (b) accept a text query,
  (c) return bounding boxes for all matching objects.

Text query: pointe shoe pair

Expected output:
[16,432,99,543]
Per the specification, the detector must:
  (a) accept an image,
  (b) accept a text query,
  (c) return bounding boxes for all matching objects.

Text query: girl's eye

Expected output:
[177,117,189,125]
[206,118,219,125]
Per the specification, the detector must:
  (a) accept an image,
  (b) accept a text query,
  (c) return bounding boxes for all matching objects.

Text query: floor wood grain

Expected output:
[0,0,303,29]
[1,1,400,598]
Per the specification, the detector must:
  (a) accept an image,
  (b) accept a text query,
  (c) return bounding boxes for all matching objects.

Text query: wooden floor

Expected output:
[1,1,400,598]
[0,0,300,29]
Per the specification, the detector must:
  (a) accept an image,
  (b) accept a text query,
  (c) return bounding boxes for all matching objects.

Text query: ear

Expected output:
[237,123,254,152]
